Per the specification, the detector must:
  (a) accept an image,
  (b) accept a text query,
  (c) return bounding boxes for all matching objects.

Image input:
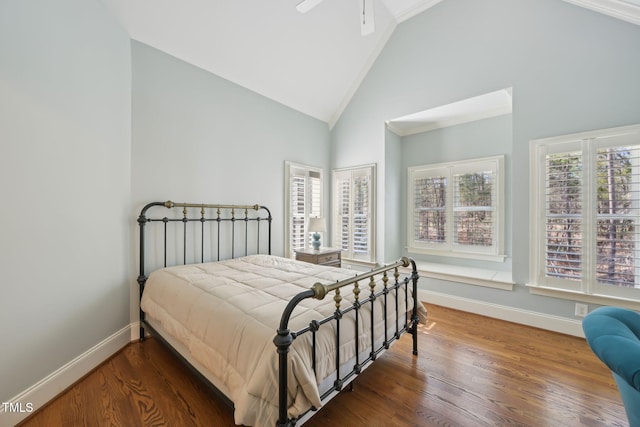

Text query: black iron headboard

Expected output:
[137,201,272,339]
[137,200,272,284]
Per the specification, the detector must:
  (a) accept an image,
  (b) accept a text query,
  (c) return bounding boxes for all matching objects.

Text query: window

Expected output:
[333,164,376,263]
[285,161,322,258]
[530,124,640,301]
[408,156,505,261]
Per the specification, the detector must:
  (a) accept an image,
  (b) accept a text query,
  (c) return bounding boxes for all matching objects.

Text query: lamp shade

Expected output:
[308,217,326,233]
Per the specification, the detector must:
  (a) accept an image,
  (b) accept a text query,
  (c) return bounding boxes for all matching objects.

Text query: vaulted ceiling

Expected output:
[100,0,640,127]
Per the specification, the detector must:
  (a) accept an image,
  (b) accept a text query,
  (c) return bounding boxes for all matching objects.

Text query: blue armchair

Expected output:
[583,306,640,427]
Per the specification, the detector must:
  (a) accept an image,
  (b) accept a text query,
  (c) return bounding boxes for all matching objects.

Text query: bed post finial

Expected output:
[311,282,327,300]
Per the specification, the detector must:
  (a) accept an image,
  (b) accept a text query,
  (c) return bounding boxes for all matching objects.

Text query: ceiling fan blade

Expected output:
[361,0,375,36]
[296,0,325,14]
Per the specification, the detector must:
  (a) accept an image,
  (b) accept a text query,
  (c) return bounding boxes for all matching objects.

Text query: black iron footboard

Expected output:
[274,257,420,427]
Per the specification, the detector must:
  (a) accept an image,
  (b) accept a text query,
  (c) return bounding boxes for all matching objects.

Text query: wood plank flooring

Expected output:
[18,304,627,427]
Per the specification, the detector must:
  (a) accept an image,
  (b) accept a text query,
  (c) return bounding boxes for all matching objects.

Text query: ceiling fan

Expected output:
[296,0,375,36]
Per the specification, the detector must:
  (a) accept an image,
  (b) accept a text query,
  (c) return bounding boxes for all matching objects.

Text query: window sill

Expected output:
[410,261,514,290]
[407,247,506,263]
[527,284,640,311]
[342,258,377,270]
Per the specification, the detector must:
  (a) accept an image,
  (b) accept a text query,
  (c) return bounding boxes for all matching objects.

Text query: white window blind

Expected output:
[353,171,370,255]
[333,164,376,263]
[412,172,447,245]
[453,170,496,248]
[291,172,307,251]
[335,172,351,252]
[544,150,583,282]
[595,146,639,287]
[530,124,640,300]
[408,156,504,261]
[285,162,323,258]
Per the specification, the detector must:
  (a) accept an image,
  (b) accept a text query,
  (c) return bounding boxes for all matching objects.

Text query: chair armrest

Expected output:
[583,306,640,391]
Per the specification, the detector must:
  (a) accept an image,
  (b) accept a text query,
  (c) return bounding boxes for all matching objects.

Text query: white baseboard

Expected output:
[131,321,141,341]
[419,290,585,338]
[0,324,133,426]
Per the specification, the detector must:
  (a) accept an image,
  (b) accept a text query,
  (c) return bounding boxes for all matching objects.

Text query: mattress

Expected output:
[141,254,424,427]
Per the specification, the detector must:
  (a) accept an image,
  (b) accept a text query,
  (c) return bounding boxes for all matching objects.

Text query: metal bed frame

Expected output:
[137,201,420,427]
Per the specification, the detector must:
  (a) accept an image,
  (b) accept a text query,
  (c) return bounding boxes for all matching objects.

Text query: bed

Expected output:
[137,201,425,427]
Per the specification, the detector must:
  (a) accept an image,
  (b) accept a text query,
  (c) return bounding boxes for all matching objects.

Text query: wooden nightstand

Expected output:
[295,247,342,267]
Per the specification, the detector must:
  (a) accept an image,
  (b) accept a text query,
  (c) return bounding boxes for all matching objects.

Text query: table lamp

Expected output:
[308,217,326,250]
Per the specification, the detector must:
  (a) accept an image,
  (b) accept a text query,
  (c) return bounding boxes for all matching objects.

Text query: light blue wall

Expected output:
[130,42,331,308]
[0,0,131,402]
[332,0,640,318]
[384,128,403,260]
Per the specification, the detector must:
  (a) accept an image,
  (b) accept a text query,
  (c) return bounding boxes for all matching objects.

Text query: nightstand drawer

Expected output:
[318,252,339,265]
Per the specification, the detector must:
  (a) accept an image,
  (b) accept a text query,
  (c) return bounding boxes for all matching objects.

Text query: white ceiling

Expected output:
[99,0,640,128]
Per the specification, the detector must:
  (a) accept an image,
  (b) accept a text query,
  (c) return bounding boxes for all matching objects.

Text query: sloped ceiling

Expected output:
[100,0,640,128]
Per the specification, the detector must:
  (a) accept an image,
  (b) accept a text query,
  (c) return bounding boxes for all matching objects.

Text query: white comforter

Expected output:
[141,254,424,427]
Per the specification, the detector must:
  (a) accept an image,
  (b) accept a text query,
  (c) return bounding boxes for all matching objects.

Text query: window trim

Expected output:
[407,155,505,262]
[284,161,323,259]
[332,163,376,263]
[529,124,640,303]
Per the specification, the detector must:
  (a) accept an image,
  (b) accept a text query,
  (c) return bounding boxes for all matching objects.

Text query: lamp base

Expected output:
[312,232,321,250]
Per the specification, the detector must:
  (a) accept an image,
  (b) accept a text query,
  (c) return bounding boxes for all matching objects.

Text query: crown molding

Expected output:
[563,0,640,25]
[392,0,445,24]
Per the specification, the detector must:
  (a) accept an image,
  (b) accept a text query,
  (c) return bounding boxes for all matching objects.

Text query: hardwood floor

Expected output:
[18,304,627,427]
